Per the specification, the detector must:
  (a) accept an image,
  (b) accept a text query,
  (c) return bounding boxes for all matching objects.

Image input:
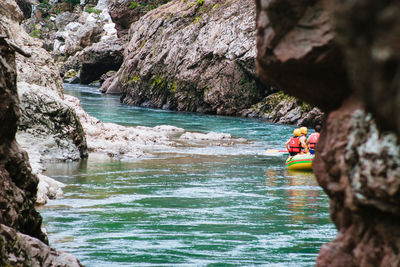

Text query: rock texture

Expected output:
[256,0,400,265]
[109,0,170,37]
[1,0,88,204]
[315,96,400,266]
[241,92,324,127]
[255,0,350,112]
[79,38,124,84]
[17,82,88,162]
[330,1,400,139]
[101,0,267,115]
[64,94,245,159]
[0,10,81,265]
[0,224,82,267]
[0,34,46,244]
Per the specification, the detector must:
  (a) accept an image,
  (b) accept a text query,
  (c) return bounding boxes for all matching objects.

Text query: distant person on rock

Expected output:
[299,127,308,154]
[307,125,321,155]
[286,128,302,158]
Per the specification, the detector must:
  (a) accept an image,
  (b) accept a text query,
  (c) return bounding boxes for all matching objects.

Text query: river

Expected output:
[38,84,336,266]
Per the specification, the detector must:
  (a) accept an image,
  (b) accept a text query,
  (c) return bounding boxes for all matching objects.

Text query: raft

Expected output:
[285,154,314,171]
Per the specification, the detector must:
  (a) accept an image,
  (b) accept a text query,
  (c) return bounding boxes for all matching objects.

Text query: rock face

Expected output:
[101,0,267,115]
[0,13,81,265]
[17,82,88,162]
[241,92,324,127]
[0,34,46,244]
[109,0,170,37]
[0,224,82,266]
[330,1,400,139]
[256,0,400,265]
[79,38,124,84]
[315,96,400,266]
[255,0,350,112]
[1,0,88,205]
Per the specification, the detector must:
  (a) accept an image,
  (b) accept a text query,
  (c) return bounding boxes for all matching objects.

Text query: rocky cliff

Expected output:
[256,0,400,265]
[0,7,81,264]
[101,0,266,115]
[1,0,88,205]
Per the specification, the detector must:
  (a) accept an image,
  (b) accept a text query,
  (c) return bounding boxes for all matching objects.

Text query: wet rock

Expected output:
[0,224,83,267]
[179,132,232,141]
[36,174,64,205]
[102,0,267,116]
[64,95,180,159]
[63,68,81,83]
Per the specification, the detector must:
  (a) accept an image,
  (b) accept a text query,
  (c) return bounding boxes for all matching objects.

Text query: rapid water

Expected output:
[39,84,336,266]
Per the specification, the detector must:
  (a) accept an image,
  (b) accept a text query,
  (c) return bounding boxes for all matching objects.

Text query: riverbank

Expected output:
[25,84,249,204]
[40,83,336,266]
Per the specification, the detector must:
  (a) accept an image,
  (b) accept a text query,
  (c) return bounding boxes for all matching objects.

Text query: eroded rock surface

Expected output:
[109,0,170,37]
[79,38,124,84]
[241,92,324,127]
[0,16,81,265]
[1,0,88,204]
[64,94,245,159]
[330,1,400,140]
[256,0,400,265]
[314,97,400,266]
[17,82,87,162]
[101,0,267,116]
[256,0,350,112]
[0,224,82,267]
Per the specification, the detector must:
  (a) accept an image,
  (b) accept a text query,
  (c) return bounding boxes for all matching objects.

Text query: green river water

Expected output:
[39,84,336,266]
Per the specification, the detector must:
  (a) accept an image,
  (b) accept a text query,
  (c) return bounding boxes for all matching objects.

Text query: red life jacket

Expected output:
[308,132,320,149]
[288,137,301,153]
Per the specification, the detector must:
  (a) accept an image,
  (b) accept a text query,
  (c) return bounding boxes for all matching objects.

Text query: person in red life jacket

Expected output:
[307,125,321,155]
[299,126,308,154]
[286,128,302,158]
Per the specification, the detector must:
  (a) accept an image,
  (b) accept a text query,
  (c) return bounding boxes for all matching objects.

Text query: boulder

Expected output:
[17,82,88,162]
[64,19,103,55]
[55,11,80,30]
[0,224,83,267]
[241,92,324,127]
[102,0,267,116]
[79,38,124,84]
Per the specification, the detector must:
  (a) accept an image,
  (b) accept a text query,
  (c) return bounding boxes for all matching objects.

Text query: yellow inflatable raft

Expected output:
[285,154,314,171]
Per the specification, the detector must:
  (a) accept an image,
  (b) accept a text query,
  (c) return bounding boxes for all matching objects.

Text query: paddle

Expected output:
[266,149,288,154]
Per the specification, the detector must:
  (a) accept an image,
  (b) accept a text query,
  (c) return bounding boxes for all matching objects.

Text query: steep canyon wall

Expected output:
[0,8,81,265]
[256,0,400,265]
